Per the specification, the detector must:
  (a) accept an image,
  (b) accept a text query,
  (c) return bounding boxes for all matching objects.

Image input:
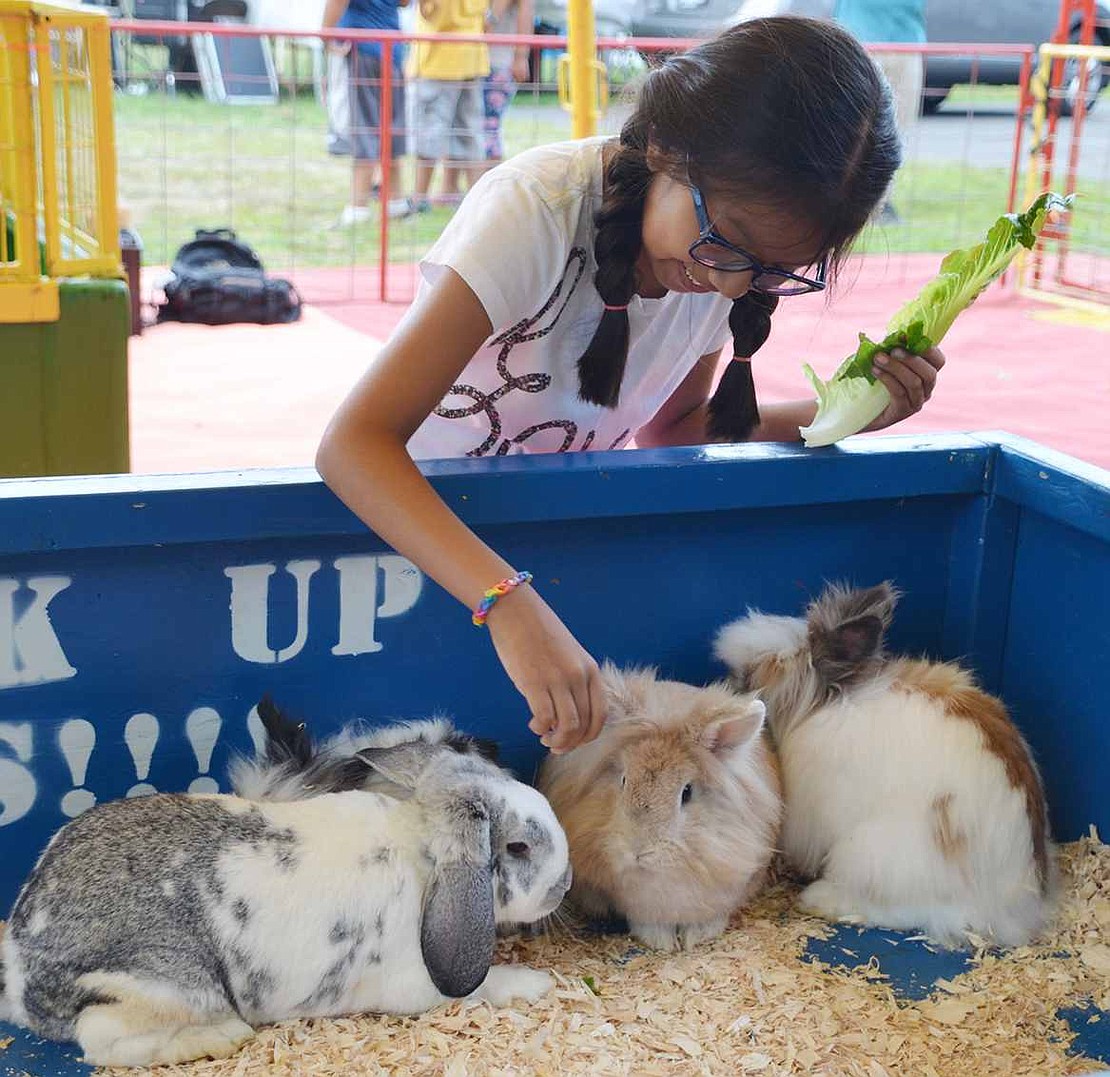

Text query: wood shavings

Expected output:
[2,839,1107,1076]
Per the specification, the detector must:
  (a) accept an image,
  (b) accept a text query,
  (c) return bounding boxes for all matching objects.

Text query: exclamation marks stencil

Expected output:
[247,704,266,757]
[186,707,222,794]
[125,712,160,797]
[58,719,96,817]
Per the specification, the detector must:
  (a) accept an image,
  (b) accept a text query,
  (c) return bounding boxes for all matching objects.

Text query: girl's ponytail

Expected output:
[576,131,652,408]
[706,291,778,443]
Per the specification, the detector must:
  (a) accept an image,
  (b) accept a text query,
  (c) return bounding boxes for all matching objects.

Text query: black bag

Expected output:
[158,228,302,326]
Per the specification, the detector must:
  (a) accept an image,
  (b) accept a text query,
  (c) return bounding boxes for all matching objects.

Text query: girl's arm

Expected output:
[322,0,347,28]
[316,268,606,753]
[636,346,946,446]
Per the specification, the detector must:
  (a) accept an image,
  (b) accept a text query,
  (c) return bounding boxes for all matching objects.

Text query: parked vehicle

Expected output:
[533,0,1109,114]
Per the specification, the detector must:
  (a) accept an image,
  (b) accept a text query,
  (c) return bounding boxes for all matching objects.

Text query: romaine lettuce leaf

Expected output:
[798,192,1071,448]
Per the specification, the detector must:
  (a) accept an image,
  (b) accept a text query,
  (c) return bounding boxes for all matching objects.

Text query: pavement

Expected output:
[128,253,1110,475]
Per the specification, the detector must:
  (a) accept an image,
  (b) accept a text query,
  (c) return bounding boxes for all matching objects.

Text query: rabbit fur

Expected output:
[1,724,571,1067]
[229,695,502,803]
[714,581,1054,948]
[538,663,782,952]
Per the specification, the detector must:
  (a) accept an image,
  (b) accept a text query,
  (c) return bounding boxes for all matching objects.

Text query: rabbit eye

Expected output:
[506,841,530,859]
[619,774,627,789]
[680,783,693,805]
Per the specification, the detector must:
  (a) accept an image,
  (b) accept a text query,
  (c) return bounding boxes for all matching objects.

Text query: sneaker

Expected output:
[335,204,374,227]
[386,196,431,220]
[326,204,375,230]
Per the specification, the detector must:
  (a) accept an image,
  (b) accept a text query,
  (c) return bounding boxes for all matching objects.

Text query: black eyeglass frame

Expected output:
[688,184,828,297]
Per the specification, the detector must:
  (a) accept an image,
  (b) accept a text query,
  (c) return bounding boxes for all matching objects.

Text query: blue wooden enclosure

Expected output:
[0,431,1107,922]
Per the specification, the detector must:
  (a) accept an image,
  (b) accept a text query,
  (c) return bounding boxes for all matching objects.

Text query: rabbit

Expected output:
[537,663,782,952]
[229,695,503,803]
[0,731,572,1067]
[713,581,1055,948]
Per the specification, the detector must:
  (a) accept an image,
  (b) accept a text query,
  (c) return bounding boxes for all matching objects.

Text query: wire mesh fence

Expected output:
[98,22,1108,314]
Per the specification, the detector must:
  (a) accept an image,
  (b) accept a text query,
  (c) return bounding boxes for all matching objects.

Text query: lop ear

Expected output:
[419,795,496,997]
[355,740,439,789]
[701,698,766,755]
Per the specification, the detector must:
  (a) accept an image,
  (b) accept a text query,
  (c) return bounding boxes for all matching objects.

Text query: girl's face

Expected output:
[637,171,826,302]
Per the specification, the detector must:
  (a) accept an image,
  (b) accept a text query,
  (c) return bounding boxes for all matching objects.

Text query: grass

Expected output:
[116,90,574,269]
[113,87,1109,271]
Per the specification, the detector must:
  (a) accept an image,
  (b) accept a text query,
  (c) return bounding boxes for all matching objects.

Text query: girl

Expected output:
[317,17,946,756]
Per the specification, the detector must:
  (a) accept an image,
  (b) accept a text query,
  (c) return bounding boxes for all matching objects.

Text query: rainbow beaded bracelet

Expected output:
[472,571,533,627]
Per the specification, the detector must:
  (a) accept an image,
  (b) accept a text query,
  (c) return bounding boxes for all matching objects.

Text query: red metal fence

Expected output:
[100,21,1091,314]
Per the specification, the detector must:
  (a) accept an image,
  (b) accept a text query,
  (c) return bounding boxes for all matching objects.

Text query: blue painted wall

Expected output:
[0,433,1106,913]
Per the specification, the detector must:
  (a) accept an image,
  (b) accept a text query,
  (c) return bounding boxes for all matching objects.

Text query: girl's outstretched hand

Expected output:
[485,586,607,754]
[864,345,946,431]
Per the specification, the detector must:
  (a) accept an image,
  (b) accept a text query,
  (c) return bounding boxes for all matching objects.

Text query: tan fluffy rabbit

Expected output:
[714,581,1055,948]
[537,663,782,951]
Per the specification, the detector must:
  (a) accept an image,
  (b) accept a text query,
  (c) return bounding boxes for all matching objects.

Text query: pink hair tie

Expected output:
[603,303,629,312]
[472,571,534,627]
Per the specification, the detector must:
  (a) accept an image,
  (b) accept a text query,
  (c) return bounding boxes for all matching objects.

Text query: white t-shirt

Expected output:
[407,138,734,460]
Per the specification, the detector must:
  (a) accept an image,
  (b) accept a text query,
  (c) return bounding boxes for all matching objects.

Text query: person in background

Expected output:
[833,0,926,224]
[442,0,533,201]
[389,0,490,218]
[325,0,409,228]
[482,0,534,170]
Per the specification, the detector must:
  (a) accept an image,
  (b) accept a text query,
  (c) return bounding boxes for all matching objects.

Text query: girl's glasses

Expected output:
[688,185,828,297]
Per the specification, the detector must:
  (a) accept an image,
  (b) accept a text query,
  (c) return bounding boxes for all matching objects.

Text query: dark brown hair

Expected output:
[577,16,901,441]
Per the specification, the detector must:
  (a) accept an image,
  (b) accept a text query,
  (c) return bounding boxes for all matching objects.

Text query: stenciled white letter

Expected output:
[225,560,321,664]
[0,722,37,826]
[0,576,77,689]
[333,555,423,656]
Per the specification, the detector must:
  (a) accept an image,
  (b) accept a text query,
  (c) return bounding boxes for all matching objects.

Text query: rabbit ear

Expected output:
[355,740,440,789]
[600,662,658,721]
[257,695,314,767]
[806,582,898,688]
[701,698,766,755]
[420,795,496,997]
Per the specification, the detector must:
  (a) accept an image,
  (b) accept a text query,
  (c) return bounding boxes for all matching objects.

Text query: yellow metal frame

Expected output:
[557,0,608,138]
[1018,40,1110,308]
[0,0,121,323]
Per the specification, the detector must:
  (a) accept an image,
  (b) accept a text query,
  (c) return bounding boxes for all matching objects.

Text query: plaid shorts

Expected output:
[411,78,484,162]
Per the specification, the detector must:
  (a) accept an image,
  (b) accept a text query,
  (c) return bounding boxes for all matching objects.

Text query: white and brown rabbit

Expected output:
[714,581,1054,948]
[537,663,782,952]
[0,725,571,1067]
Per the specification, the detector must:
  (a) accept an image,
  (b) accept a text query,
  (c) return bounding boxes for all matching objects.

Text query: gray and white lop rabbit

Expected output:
[0,714,571,1067]
[714,581,1054,947]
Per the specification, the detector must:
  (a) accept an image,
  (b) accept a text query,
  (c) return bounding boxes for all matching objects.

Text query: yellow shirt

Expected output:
[408,0,490,81]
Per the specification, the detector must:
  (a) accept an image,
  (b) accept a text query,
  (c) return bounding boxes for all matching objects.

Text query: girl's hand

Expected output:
[485,586,607,754]
[864,345,946,432]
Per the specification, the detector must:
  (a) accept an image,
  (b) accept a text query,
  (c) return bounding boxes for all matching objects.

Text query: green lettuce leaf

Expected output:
[798,191,1071,448]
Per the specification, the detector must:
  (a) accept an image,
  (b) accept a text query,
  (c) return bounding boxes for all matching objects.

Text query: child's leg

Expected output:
[449,79,487,188]
[482,67,518,165]
[414,78,452,203]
